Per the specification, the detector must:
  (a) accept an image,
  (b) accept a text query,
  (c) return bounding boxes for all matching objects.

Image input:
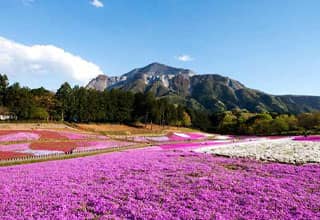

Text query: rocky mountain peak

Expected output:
[85,63,320,113]
[86,74,108,91]
[123,62,195,79]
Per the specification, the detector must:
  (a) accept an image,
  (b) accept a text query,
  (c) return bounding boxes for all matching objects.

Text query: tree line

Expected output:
[0,74,191,127]
[0,74,319,135]
[190,109,320,135]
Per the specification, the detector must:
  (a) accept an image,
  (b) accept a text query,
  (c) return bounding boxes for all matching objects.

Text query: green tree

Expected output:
[218,111,238,133]
[30,107,49,120]
[298,113,320,130]
[181,111,192,127]
[0,74,9,106]
[5,83,35,119]
[246,113,273,135]
[188,109,212,131]
[270,115,298,134]
[55,82,73,121]
[114,90,134,123]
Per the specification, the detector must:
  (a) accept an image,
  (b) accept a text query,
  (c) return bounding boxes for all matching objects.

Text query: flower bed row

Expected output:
[0,151,32,160]
[0,130,108,142]
[0,140,133,160]
[28,140,134,153]
[133,132,212,143]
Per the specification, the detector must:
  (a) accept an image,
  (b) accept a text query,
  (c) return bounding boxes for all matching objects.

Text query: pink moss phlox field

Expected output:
[167,132,208,142]
[1,149,319,219]
[159,141,226,150]
[133,132,208,143]
[75,140,133,151]
[0,143,30,152]
[134,136,170,142]
[147,136,170,142]
[293,136,320,142]
[185,132,208,139]
[169,133,190,141]
[58,132,108,140]
[0,132,39,142]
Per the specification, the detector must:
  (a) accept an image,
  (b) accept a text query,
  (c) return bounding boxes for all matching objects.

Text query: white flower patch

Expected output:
[214,135,230,140]
[18,149,64,156]
[147,136,170,142]
[173,133,190,138]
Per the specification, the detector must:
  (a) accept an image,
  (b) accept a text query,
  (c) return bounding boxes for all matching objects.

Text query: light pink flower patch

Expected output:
[147,136,170,142]
[159,141,228,150]
[58,132,108,140]
[168,132,210,141]
[134,132,211,143]
[0,143,30,152]
[0,132,40,142]
[169,133,189,141]
[75,140,133,152]
[133,136,171,142]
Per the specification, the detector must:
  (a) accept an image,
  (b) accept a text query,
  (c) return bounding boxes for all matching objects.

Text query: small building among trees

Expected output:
[0,106,17,121]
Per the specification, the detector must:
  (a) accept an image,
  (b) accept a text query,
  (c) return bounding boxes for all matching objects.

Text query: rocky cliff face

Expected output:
[86,63,195,93]
[86,75,127,91]
[86,75,108,91]
[86,63,320,113]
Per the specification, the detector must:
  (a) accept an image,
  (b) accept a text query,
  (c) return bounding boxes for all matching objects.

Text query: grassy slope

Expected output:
[75,123,199,136]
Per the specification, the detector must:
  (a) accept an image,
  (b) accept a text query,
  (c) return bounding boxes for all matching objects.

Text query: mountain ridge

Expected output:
[86,63,320,113]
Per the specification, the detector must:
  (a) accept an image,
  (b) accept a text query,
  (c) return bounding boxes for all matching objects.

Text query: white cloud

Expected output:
[0,36,104,86]
[90,0,104,8]
[176,54,193,62]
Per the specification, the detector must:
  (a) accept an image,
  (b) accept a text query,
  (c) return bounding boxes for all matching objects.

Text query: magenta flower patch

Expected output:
[293,136,320,142]
[0,149,319,219]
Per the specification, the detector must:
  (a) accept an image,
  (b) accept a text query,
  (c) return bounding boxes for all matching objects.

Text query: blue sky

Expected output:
[0,0,319,95]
